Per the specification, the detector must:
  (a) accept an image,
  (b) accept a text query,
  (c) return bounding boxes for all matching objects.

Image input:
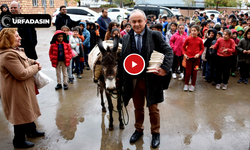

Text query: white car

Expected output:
[52,7,101,25]
[200,10,220,20]
[171,9,181,16]
[107,8,131,23]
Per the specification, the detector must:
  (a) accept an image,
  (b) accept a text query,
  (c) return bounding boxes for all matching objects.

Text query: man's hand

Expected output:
[247,50,250,54]
[153,68,166,76]
[184,54,189,60]
[194,54,200,59]
[243,50,247,54]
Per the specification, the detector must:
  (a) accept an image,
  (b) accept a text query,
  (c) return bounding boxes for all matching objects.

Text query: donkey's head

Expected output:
[98,35,119,91]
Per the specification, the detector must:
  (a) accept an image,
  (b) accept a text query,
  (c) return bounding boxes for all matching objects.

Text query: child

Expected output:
[182,25,204,91]
[79,22,91,70]
[166,22,177,46]
[230,29,239,77]
[89,22,97,50]
[61,26,76,83]
[105,22,117,41]
[120,19,127,32]
[242,21,247,29]
[237,28,250,84]
[0,4,11,18]
[109,28,123,44]
[170,24,188,80]
[152,23,166,41]
[178,17,185,24]
[210,21,215,28]
[229,19,237,29]
[211,29,235,90]
[204,29,217,83]
[120,23,131,37]
[49,30,72,90]
[237,27,244,40]
[221,18,226,27]
[72,27,84,79]
[235,18,243,30]
[217,14,222,24]
[75,26,85,74]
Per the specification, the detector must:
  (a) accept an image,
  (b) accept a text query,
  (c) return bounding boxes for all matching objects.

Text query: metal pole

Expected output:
[44,0,46,14]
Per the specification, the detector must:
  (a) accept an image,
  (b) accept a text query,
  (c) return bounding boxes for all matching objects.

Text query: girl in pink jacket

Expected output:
[170,24,188,80]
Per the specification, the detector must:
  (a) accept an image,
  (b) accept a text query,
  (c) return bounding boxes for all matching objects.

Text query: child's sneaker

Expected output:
[216,84,221,90]
[222,84,227,90]
[238,78,243,83]
[183,85,189,91]
[172,73,177,79]
[189,85,195,92]
[178,73,184,80]
[55,84,62,90]
[189,79,192,85]
[244,78,248,84]
[77,74,82,79]
[69,78,73,84]
[63,84,68,90]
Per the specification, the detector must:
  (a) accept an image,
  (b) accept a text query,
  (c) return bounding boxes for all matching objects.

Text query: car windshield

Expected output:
[172,9,179,12]
[107,9,112,12]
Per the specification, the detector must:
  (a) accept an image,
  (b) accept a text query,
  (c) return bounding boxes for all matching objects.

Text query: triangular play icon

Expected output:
[132,61,137,68]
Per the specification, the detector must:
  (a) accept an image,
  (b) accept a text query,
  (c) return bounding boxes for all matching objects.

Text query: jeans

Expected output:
[74,56,81,75]
[239,62,250,78]
[216,56,232,84]
[172,55,184,73]
[67,59,73,79]
[205,60,211,80]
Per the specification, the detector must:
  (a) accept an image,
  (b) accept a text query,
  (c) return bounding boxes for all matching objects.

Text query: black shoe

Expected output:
[86,67,90,70]
[77,74,82,79]
[212,82,216,86]
[63,84,68,90]
[13,140,34,148]
[207,79,212,83]
[130,130,143,143]
[231,73,236,77]
[55,84,62,90]
[151,133,160,148]
[238,78,243,83]
[244,78,248,84]
[27,130,45,137]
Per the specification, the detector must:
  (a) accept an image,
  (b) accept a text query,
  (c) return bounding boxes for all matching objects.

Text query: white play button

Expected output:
[132,61,137,68]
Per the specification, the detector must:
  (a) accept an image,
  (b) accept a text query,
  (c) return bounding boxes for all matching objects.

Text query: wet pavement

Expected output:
[1,26,250,150]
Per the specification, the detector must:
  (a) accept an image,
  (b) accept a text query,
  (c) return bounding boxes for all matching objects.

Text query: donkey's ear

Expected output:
[112,35,119,53]
[97,36,106,54]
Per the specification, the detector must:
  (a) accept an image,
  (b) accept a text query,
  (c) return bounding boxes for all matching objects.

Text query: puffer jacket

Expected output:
[49,30,72,68]
[166,29,177,46]
[170,31,188,56]
[237,29,250,64]
[79,22,90,48]
[231,29,239,55]
[204,29,217,60]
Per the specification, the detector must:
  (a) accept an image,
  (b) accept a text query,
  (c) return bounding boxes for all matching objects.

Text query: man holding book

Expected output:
[119,9,173,148]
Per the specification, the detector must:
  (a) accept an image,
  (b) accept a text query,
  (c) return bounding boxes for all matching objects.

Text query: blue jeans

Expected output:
[205,60,211,80]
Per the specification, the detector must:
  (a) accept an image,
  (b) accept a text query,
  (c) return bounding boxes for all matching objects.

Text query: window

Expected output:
[77,9,89,15]
[108,9,112,12]
[147,8,158,16]
[67,9,78,15]
[50,0,54,7]
[42,0,46,7]
[112,9,120,12]
[33,0,38,7]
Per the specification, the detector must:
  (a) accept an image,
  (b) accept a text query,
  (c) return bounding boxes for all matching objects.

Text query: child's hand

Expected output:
[184,54,189,60]
[222,48,228,53]
[210,45,214,49]
[243,50,247,54]
[194,54,200,58]
[247,50,250,54]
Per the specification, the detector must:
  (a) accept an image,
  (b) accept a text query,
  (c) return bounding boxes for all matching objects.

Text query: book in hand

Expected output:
[147,50,164,73]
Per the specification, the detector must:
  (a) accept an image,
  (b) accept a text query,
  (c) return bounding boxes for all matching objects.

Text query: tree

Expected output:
[204,0,237,8]
[66,0,81,6]
[182,0,195,16]
[113,0,133,7]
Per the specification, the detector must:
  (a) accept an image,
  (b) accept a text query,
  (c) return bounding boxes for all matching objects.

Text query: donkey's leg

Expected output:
[105,91,114,131]
[100,86,106,112]
[117,94,124,129]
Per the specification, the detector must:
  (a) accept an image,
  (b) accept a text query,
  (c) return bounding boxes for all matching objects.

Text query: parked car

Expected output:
[52,7,100,25]
[134,5,174,19]
[171,8,181,16]
[200,10,220,20]
[107,8,131,23]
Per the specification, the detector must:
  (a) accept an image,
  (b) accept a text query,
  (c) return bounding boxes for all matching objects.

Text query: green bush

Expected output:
[100,4,118,8]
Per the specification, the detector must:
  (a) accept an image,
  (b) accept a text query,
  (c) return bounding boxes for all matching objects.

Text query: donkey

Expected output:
[97,35,124,131]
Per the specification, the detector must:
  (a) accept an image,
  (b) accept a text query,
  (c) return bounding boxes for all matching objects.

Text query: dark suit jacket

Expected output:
[119,27,173,107]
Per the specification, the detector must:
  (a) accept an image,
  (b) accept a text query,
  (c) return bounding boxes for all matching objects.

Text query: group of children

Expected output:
[152,11,250,92]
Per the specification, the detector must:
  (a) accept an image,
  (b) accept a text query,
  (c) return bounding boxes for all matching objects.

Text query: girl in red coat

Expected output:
[49,30,72,90]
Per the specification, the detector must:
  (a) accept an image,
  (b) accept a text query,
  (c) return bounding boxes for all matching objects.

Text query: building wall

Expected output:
[0,0,77,17]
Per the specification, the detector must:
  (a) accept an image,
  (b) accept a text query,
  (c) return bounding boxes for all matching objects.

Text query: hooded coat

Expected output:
[204,29,217,60]
[55,13,81,31]
[49,30,72,68]
[231,29,240,55]
[237,28,250,64]
[236,26,244,40]
[79,22,90,48]
[0,48,40,125]
[0,4,11,19]
[170,31,188,56]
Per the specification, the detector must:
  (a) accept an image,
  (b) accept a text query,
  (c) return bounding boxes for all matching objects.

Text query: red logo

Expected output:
[123,54,145,75]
